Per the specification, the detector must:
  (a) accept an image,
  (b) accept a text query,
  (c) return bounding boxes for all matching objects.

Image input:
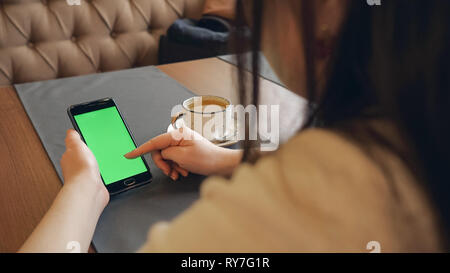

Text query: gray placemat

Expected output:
[14,66,206,252]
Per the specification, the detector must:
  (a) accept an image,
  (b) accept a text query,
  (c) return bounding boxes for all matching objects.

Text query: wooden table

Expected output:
[0,57,302,252]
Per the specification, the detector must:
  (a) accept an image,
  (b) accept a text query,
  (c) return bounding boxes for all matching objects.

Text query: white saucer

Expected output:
[167,123,240,147]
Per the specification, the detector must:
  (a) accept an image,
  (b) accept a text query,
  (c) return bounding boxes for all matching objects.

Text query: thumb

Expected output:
[65,129,83,148]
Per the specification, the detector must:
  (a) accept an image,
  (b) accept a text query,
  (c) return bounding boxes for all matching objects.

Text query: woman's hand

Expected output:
[60,129,109,206]
[19,130,109,252]
[125,127,242,179]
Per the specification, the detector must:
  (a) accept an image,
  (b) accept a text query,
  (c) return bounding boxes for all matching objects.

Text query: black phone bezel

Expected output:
[67,97,152,196]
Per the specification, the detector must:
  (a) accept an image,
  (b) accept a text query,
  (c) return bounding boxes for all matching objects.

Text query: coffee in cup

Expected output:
[171,95,233,142]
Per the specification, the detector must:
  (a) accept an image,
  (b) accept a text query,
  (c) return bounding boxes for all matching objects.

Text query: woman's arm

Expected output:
[19,180,108,253]
[19,130,109,253]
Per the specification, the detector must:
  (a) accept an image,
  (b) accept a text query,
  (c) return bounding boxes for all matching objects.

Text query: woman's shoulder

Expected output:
[261,128,441,251]
[280,128,369,159]
[269,128,393,198]
[203,128,394,215]
[276,128,386,180]
[270,128,418,213]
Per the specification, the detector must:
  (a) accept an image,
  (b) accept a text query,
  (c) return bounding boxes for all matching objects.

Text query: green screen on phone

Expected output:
[74,106,147,185]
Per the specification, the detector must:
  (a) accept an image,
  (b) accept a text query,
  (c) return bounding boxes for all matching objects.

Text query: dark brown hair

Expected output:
[235,0,450,246]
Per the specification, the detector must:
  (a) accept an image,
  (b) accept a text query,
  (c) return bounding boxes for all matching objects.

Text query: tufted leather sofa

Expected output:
[0,0,205,86]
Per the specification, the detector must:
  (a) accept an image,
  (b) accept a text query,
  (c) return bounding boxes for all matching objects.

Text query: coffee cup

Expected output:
[171,95,233,142]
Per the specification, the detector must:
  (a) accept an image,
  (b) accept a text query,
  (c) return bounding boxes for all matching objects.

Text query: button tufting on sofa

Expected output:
[0,0,205,86]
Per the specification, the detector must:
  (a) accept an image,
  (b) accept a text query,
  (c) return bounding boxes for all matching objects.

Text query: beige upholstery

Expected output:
[0,0,205,85]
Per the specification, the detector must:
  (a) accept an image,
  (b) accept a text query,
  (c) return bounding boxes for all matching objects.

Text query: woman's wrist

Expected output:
[214,148,243,176]
[62,176,109,212]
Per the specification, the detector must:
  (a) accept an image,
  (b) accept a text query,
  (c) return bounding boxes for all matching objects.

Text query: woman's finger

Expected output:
[124,132,181,159]
[169,164,179,181]
[151,151,171,176]
[160,147,189,176]
[160,146,181,162]
[172,163,189,177]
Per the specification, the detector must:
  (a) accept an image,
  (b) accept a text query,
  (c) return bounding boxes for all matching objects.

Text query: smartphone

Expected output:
[67,98,152,195]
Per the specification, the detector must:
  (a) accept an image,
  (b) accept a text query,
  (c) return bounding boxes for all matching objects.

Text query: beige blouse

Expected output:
[139,129,442,252]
